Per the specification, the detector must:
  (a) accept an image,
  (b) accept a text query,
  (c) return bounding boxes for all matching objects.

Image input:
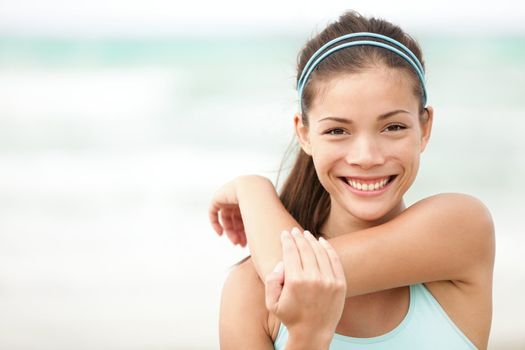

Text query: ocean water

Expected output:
[0,35,524,349]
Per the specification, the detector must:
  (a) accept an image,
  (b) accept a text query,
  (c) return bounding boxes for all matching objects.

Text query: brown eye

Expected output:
[384,124,406,132]
[327,128,348,135]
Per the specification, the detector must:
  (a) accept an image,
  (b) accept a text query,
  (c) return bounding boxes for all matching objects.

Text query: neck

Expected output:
[321,200,406,238]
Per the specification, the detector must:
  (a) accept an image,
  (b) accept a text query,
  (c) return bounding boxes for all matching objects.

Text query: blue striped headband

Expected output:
[297,32,428,110]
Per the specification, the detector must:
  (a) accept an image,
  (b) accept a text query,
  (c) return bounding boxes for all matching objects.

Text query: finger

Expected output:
[220,209,240,245]
[281,230,302,277]
[221,210,239,245]
[239,236,247,247]
[303,230,334,278]
[230,208,246,247]
[221,208,235,232]
[225,230,239,245]
[238,229,247,247]
[208,203,223,235]
[319,237,346,281]
[235,208,245,232]
[265,261,284,314]
[232,222,246,247]
[232,209,247,247]
[290,227,318,274]
[230,209,242,244]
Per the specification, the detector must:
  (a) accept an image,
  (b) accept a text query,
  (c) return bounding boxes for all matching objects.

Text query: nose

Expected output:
[345,135,385,169]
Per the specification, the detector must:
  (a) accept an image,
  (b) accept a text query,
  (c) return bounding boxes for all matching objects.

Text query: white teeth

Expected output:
[346,177,391,191]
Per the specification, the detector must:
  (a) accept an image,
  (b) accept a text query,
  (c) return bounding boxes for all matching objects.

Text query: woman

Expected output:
[210,11,494,350]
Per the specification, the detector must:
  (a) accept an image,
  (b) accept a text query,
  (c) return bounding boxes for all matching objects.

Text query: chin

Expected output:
[350,207,393,223]
[333,196,404,225]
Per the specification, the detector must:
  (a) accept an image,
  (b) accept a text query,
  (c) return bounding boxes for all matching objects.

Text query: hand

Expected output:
[265,228,347,347]
[208,178,247,247]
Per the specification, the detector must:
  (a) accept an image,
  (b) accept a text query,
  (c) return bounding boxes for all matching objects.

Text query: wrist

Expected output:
[234,175,275,198]
[286,328,332,350]
[235,174,272,187]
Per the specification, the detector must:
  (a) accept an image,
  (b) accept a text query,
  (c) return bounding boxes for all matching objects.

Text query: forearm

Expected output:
[234,175,300,279]
[234,187,369,296]
[234,179,493,297]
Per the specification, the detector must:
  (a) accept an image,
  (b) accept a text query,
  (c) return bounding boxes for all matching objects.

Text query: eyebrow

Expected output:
[318,109,411,124]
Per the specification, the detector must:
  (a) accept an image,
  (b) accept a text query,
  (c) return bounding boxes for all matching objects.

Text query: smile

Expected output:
[341,176,396,192]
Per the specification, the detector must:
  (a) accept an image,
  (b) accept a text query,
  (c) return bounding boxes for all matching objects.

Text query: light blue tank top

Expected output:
[274,284,477,349]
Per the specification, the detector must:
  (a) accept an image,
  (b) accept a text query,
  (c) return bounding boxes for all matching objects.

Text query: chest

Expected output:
[335,286,410,338]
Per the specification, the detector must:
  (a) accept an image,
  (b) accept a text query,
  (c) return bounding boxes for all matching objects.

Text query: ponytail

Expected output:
[279,149,330,238]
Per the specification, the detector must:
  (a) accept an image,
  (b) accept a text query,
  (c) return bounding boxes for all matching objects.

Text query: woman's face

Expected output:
[295,66,433,225]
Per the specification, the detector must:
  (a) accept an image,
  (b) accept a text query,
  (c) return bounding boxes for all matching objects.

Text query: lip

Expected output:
[339,175,397,197]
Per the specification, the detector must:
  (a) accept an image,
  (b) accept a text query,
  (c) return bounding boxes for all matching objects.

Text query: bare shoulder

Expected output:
[222,258,267,308]
[411,193,493,225]
[412,193,490,217]
[408,194,494,349]
[407,193,495,268]
[219,258,279,349]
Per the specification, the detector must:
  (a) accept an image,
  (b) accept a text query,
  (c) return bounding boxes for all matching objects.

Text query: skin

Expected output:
[212,66,495,349]
[265,229,347,349]
[301,67,429,229]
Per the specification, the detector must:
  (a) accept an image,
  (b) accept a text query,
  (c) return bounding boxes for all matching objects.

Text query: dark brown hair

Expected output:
[279,10,426,238]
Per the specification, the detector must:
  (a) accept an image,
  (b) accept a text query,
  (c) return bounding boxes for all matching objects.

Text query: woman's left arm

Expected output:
[329,193,495,296]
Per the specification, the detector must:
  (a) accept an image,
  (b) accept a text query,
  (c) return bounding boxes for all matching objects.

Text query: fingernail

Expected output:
[281,230,289,238]
[291,227,301,237]
[304,230,314,238]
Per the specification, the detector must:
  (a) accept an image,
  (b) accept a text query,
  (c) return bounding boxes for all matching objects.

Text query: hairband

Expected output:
[297,32,428,109]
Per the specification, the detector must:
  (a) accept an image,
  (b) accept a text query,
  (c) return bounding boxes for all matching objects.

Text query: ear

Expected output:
[294,113,312,155]
[419,106,434,153]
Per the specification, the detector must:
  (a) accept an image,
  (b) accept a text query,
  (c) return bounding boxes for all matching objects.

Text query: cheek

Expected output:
[310,141,345,170]
[390,138,422,170]
[309,143,342,189]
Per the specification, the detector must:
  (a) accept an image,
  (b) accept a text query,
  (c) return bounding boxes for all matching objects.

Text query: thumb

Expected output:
[264,261,284,314]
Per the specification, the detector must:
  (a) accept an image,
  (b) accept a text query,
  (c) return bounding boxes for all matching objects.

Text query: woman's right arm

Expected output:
[210,175,495,298]
[210,175,296,282]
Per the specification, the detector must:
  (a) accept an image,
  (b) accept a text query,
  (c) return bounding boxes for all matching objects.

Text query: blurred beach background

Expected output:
[0,0,524,349]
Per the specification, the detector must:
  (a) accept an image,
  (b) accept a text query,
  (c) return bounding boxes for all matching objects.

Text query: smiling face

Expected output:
[295,66,433,235]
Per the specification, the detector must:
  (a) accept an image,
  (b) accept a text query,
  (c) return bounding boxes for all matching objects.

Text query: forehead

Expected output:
[308,67,419,119]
